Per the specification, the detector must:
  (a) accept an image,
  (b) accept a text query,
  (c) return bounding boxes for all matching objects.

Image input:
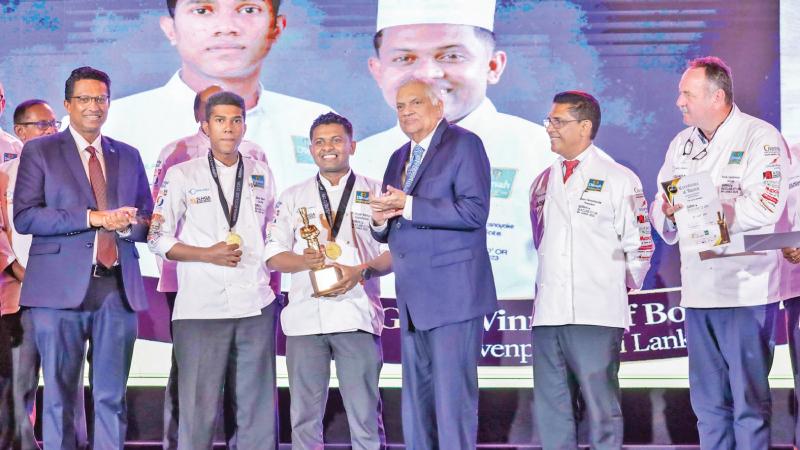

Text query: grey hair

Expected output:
[688,56,734,106]
[398,77,443,106]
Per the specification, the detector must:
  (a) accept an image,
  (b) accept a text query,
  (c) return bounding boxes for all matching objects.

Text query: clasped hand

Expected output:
[90,206,139,231]
[369,185,406,225]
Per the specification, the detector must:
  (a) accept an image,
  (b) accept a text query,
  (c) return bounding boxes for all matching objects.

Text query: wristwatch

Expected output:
[360,266,374,281]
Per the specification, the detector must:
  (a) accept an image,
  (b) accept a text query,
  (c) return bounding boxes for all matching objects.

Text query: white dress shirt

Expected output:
[264,171,386,336]
[68,125,109,265]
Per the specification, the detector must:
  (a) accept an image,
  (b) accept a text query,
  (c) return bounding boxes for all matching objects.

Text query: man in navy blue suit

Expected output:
[370,78,497,449]
[13,66,153,450]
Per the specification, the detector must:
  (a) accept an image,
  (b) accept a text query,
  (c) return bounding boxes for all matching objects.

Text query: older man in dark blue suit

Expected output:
[13,66,152,450]
[371,79,497,449]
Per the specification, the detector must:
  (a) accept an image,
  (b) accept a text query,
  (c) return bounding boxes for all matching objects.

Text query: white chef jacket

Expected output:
[0,127,22,163]
[651,105,789,308]
[354,98,555,299]
[0,158,32,315]
[530,145,652,329]
[264,171,386,336]
[779,142,800,300]
[148,155,276,320]
[151,127,268,293]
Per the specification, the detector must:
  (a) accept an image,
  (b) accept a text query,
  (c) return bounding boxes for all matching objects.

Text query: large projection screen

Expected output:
[0,0,793,388]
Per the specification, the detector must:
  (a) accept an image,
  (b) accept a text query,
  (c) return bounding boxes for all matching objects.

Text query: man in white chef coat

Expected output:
[651,56,789,450]
[529,90,652,449]
[148,91,278,450]
[151,84,269,450]
[0,82,23,163]
[355,0,554,300]
[266,112,391,450]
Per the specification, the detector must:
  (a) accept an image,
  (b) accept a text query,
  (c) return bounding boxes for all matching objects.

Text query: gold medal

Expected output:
[324,241,342,260]
[226,231,243,246]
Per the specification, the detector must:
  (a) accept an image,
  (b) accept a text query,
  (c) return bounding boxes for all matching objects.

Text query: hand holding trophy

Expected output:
[299,207,343,296]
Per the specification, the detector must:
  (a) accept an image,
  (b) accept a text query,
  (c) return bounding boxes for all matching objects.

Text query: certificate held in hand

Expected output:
[661,172,730,252]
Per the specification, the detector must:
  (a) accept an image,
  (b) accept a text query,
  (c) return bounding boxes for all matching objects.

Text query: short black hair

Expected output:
[167,0,281,18]
[687,56,734,105]
[373,26,495,56]
[553,91,602,139]
[204,91,246,122]
[13,99,49,124]
[309,112,354,141]
[65,66,111,101]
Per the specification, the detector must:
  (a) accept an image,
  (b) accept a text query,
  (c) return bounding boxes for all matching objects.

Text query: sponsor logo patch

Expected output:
[251,174,265,188]
[728,151,744,165]
[355,191,370,204]
[586,178,605,192]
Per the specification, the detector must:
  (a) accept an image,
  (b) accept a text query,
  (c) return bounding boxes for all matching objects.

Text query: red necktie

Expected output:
[563,159,580,182]
[86,146,117,268]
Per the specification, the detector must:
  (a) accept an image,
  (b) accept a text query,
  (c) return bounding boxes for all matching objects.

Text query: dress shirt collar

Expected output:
[410,118,444,152]
[68,125,102,155]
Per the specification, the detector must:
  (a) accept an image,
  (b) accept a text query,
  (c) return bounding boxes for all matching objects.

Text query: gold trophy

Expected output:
[716,211,731,245]
[299,207,343,296]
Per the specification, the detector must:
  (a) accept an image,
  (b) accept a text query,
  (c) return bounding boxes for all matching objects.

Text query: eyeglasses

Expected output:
[543,117,580,129]
[682,138,708,161]
[69,95,109,105]
[16,120,61,130]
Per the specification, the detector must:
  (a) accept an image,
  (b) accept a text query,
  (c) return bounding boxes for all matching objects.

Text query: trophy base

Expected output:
[310,265,343,297]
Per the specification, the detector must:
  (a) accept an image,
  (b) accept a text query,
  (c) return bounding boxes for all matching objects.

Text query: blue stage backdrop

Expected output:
[0,0,786,372]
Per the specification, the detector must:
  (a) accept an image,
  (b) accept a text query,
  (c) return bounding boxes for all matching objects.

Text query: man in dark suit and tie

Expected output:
[13,66,153,450]
[370,78,497,449]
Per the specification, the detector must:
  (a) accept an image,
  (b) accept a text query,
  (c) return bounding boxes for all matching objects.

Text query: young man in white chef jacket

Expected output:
[265,112,391,450]
[148,91,279,450]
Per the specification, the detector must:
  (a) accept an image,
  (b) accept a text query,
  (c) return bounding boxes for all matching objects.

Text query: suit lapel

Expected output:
[391,143,411,189]
[61,131,97,208]
[101,136,120,209]
[407,119,448,194]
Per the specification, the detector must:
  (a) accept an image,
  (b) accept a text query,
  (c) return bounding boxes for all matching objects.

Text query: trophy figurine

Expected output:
[299,207,343,296]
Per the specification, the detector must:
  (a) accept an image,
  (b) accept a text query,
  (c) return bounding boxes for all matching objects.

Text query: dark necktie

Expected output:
[86,146,117,268]
[563,159,580,183]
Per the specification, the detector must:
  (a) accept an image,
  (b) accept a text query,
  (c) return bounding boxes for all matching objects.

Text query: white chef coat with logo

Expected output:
[264,172,386,336]
[530,145,652,329]
[151,128,268,293]
[148,155,276,320]
[651,105,789,308]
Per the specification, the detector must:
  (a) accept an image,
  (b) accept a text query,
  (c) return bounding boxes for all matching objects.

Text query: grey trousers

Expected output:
[286,331,384,450]
[532,325,624,450]
[173,303,278,450]
[162,292,237,450]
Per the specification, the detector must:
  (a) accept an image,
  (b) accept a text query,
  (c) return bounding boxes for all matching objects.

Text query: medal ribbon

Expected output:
[316,172,356,242]
[208,150,245,232]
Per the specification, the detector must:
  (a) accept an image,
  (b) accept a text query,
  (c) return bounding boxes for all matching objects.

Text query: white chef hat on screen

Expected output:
[375,0,496,32]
